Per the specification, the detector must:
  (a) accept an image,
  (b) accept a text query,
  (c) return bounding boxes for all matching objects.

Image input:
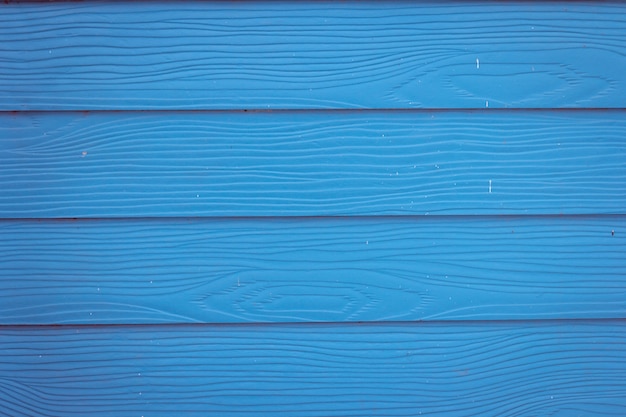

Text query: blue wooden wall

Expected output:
[1,1,625,415]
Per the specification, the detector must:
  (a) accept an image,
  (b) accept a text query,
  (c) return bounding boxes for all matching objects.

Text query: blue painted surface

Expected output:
[1,1,626,415]
[1,111,625,217]
[1,322,626,416]
[1,216,624,324]
[1,2,626,110]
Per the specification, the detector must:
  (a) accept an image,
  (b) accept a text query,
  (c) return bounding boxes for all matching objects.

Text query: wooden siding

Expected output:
[1,322,626,416]
[1,111,625,217]
[0,217,624,324]
[1,2,626,110]
[1,1,625,416]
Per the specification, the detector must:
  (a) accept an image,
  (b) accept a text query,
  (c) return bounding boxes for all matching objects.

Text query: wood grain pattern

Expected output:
[1,216,623,324]
[2,111,626,217]
[2,2,624,416]
[1,2,625,110]
[0,322,625,416]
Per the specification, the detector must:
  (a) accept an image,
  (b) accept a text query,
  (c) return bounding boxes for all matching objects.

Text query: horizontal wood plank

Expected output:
[0,322,625,416]
[1,216,624,324]
[1,2,625,110]
[2,111,626,217]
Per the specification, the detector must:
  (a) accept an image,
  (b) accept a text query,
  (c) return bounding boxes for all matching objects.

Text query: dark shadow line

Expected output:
[0,213,624,223]
[1,317,625,330]
[2,108,626,115]
[1,108,626,115]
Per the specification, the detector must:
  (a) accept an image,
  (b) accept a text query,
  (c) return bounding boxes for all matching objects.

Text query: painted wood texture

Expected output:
[2,1,625,415]
[0,322,625,416]
[2,111,625,217]
[0,216,623,324]
[2,2,626,110]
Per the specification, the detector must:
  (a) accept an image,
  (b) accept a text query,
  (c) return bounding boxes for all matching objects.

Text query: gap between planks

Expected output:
[0,213,624,223]
[2,108,626,115]
[1,317,626,330]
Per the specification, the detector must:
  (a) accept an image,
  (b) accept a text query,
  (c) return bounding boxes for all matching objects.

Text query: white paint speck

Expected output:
[486,100,489,108]
[489,180,492,193]
[476,58,480,69]
[365,240,369,245]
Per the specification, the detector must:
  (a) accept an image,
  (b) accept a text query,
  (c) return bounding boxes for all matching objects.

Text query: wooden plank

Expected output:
[2,111,626,217]
[0,321,625,416]
[1,2,625,110]
[1,216,624,324]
